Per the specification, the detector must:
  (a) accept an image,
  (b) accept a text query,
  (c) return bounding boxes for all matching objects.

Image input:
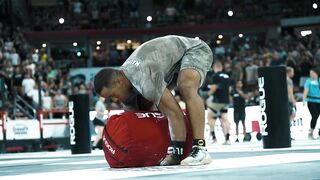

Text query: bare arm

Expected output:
[238,89,250,100]
[158,88,186,141]
[95,104,105,117]
[64,96,68,108]
[302,88,309,104]
[52,97,57,109]
[287,86,296,105]
[208,84,218,96]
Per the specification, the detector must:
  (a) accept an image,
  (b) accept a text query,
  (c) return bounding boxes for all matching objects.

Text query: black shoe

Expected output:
[160,155,180,166]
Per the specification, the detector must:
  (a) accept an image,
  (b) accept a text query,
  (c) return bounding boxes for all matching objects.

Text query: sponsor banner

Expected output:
[69,67,102,84]
[0,112,4,141]
[1,102,319,141]
[43,119,69,138]
[225,102,320,140]
[89,102,319,140]
[6,119,41,140]
[0,126,3,141]
[291,102,320,139]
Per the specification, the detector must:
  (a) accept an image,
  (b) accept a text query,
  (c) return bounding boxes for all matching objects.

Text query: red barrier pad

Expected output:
[102,111,192,168]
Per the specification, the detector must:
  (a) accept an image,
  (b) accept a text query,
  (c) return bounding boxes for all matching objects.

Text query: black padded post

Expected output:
[69,94,91,154]
[258,66,291,148]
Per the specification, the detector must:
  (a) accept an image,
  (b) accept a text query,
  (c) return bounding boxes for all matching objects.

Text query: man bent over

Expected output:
[94,35,213,166]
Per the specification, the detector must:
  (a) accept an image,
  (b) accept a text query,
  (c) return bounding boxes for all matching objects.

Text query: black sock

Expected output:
[225,133,230,141]
[211,131,216,139]
[171,141,185,160]
[193,139,206,147]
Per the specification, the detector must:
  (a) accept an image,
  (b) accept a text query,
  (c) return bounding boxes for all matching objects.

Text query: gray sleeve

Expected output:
[121,66,167,106]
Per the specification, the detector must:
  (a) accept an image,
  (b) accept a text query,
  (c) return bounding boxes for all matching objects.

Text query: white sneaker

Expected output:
[180,146,212,166]
[308,133,315,140]
[223,140,231,145]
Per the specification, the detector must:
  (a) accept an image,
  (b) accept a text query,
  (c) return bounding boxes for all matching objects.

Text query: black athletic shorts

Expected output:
[93,117,105,127]
[234,110,245,124]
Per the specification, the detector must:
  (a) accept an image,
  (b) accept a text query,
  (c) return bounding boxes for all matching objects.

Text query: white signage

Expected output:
[6,120,40,140]
[43,119,69,138]
[68,101,76,145]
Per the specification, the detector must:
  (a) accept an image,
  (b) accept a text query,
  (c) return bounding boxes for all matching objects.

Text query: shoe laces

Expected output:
[190,146,200,158]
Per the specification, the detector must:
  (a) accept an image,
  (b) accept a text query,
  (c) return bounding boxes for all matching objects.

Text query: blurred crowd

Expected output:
[3,0,317,31]
[29,0,140,31]
[0,22,102,118]
[0,0,320,119]
[203,29,320,101]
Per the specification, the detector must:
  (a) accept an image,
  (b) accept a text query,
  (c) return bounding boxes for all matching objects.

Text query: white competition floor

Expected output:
[1,140,320,180]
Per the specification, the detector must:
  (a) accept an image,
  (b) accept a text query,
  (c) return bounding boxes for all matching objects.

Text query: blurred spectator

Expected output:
[9,48,20,67]
[25,59,36,76]
[207,61,231,145]
[128,0,139,24]
[231,80,249,142]
[22,73,35,99]
[286,67,296,124]
[31,49,39,64]
[314,48,320,66]
[244,60,258,90]
[53,89,68,110]
[47,65,58,80]
[42,91,52,110]
[27,84,44,106]
[12,66,24,96]
[4,37,13,51]
[92,96,106,150]
[302,67,320,140]
[78,84,88,94]
[73,0,83,16]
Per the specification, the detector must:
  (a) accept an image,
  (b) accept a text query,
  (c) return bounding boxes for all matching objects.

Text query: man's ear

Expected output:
[113,76,122,85]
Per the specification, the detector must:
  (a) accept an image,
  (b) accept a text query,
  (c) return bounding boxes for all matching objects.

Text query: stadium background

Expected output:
[0,0,320,152]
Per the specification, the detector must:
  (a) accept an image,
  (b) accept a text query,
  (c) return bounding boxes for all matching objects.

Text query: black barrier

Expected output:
[0,78,5,109]
[69,94,91,154]
[258,66,291,148]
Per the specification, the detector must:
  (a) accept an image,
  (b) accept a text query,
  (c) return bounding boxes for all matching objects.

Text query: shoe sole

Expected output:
[180,156,212,166]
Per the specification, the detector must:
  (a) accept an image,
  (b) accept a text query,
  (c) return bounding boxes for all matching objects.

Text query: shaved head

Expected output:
[94,68,120,95]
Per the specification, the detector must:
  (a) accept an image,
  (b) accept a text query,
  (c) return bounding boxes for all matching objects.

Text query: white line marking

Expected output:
[0,159,65,166]
[1,153,320,180]
[47,160,107,165]
[0,151,104,160]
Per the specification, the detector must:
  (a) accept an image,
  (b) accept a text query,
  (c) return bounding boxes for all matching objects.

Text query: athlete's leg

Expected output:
[220,110,231,144]
[177,68,212,165]
[92,125,104,148]
[207,108,217,142]
[158,88,186,166]
[177,69,204,141]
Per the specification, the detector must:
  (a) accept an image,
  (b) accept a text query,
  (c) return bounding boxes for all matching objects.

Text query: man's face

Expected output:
[213,64,222,73]
[310,70,318,79]
[289,70,294,78]
[99,82,130,103]
[236,81,243,88]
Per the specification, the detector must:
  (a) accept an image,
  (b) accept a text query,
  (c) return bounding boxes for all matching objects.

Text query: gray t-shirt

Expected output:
[121,35,211,106]
[287,77,293,88]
